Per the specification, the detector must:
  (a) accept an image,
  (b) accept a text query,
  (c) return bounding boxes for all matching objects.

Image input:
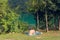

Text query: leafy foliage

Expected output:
[0,0,60,34]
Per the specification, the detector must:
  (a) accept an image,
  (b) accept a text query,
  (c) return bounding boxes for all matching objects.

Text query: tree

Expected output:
[0,0,9,33]
[25,0,57,32]
[0,0,20,33]
[43,0,57,32]
[56,0,60,30]
[25,0,45,30]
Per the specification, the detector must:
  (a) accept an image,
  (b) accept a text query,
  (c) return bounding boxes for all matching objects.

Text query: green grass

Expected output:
[0,31,60,40]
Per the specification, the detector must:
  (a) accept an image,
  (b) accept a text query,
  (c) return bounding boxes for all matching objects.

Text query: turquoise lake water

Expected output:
[20,13,36,25]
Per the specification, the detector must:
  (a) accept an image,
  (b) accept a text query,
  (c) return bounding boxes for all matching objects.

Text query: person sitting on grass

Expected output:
[29,27,35,36]
[25,27,43,36]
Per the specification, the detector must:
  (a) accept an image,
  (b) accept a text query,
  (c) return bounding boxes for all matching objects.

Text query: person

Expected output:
[29,28,35,36]
[26,27,43,36]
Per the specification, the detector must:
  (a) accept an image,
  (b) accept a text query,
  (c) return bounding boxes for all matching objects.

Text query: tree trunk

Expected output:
[58,16,60,30]
[53,15,56,30]
[45,11,48,32]
[36,13,39,30]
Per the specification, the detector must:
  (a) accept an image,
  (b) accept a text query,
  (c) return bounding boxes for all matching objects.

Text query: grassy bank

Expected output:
[0,31,60,40]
